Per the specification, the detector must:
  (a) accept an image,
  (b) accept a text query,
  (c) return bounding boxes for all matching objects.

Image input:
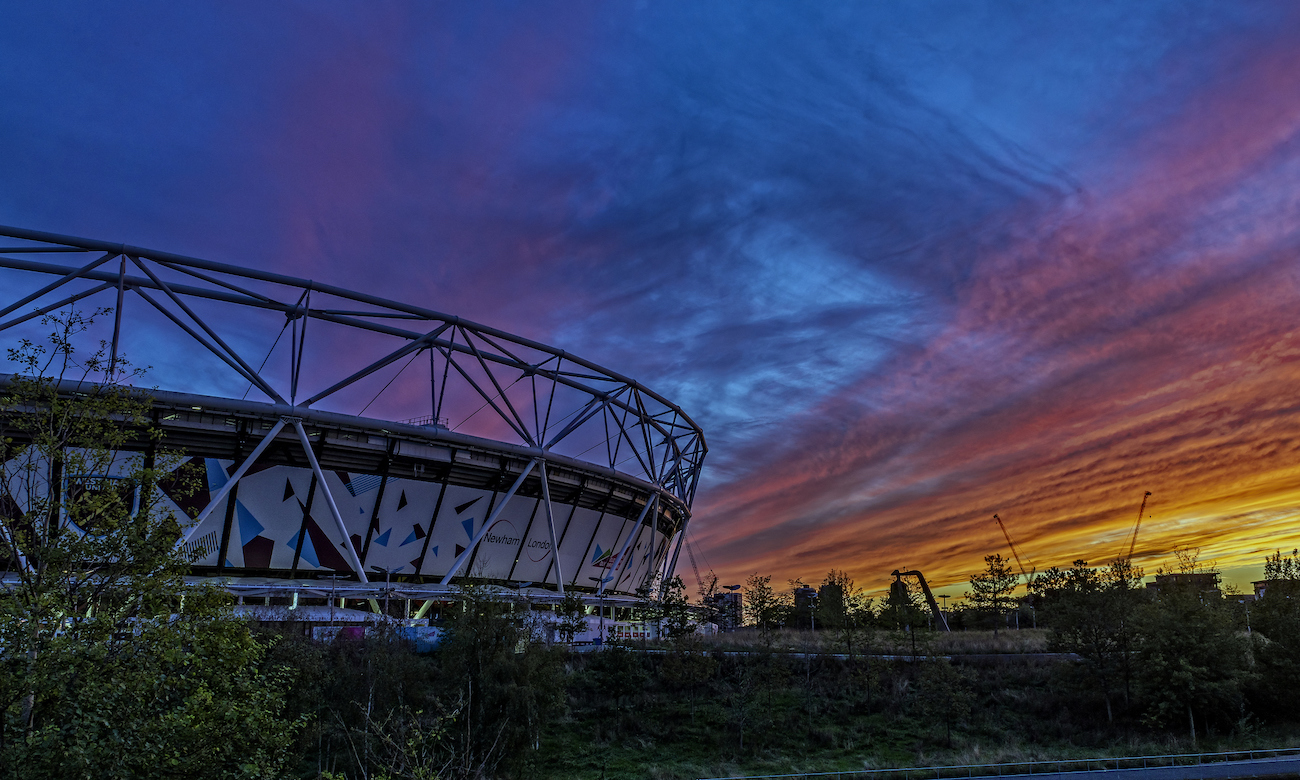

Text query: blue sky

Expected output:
[5,2,1300,593]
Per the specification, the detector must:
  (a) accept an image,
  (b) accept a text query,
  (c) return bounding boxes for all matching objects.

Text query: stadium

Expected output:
[0,225,707,618]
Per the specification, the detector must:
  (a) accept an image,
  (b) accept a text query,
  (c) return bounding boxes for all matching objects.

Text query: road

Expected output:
[995,755,1300,780]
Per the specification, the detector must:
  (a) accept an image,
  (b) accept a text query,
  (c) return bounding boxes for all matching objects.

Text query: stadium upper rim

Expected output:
[0,225,707,590]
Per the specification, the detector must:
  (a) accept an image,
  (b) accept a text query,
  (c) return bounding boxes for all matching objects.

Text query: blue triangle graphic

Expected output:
[591,545,603,563]
[401,530,419,546]
[236,502,263,546]
[374,528,391,547]
[206,459,229,492]
[430,545,438,557]
[286,530,320,568]
[462,517,475,539]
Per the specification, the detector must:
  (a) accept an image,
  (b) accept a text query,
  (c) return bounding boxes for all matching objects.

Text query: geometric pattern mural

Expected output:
[173,460,671,592]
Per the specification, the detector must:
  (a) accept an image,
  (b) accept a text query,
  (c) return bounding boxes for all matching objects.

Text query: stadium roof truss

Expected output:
[0,226,707,595]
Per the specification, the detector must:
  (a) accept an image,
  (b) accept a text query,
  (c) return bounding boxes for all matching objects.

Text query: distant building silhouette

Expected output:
[1253,579,1300,600]
[707,591,743,632]
[792,586,818,629]
[1146,572,1221,599]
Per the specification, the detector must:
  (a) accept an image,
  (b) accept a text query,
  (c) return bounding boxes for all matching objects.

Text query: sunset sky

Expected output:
[4,2,1300,598]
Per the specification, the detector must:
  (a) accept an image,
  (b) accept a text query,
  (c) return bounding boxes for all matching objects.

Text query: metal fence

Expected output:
[698,747,1300,780]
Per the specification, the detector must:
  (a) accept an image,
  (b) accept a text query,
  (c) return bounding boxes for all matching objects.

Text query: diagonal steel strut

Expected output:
[440,459,537,584]
[291,419,368,583]
[601,493,658,597]
[182,418,287,543]
[538,461,565,595]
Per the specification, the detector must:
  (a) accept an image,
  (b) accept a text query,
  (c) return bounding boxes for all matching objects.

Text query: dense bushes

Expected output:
[259,600,1300,779]
[268,586,566,779]
[0,318,300,779]
[259,553,1298,779]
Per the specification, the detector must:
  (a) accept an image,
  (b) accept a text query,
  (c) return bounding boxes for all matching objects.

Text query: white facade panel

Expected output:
[568,510,631,590]
[506,501,564,584]
[418,484,495,580]
[465,495,541,581]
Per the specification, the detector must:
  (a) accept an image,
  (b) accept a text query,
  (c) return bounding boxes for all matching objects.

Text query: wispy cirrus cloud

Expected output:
[3,1,1300,595]
[689,14,1300,592]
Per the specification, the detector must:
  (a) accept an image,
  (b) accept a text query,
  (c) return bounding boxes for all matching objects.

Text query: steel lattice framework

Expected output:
[0,225,707,597]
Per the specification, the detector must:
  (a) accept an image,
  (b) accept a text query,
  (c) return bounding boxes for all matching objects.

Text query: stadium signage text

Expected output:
[485,531,521,547]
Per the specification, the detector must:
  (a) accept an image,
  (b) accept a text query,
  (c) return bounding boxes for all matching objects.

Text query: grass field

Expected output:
[534,632,1298,780]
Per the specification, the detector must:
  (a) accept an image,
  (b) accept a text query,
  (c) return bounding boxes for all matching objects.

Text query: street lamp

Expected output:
[317,573,349,626]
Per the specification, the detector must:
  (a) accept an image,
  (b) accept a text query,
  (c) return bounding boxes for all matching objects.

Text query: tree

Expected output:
[0,311,297,778]
[1030,558,1144,721]
[553,589,588,645]
[914,659,975,747]
[434,583,565,777]
[1249,549,1300,718]
[696,571,725,627]
[788,578,816,630]
[274,627,446,780]
[967,553,1019,635]
[743,573,785,643]
[1133,554,1252,742]
[633,580,664,647]
[633,575,694,644]
[658,575,696,642]
[332,698,458,780]
[1264,548,1300,582]
[817,569,874,659]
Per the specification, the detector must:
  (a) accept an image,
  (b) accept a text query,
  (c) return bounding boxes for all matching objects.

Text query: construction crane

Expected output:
[685,537,707,592]
[890,569,951,632]
[992,514,1035,585]
[1125,491,1153,562]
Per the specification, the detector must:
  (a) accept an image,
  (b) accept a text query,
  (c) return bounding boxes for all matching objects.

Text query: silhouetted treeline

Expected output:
[251,550,1300,778]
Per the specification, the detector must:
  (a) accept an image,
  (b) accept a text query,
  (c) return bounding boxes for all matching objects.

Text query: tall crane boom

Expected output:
[685,536,706,592]
[1126,491,1152,562]
[992,514,1034,582]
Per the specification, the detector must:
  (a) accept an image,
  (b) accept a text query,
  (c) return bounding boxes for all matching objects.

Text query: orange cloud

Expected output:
[690,28,1300,598]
